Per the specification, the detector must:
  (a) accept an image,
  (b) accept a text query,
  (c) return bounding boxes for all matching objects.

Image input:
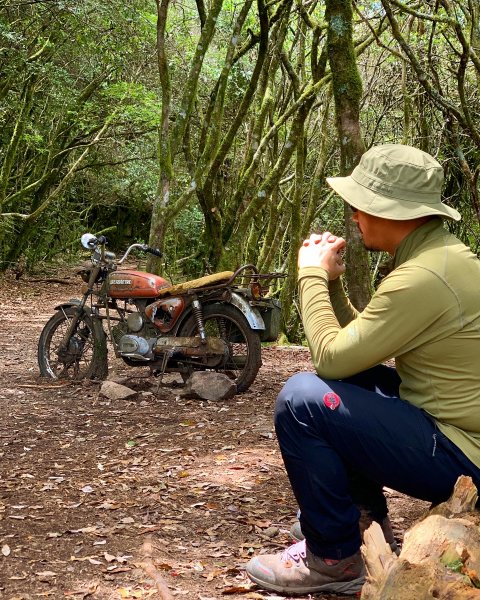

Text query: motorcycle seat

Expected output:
[156,271,235,297]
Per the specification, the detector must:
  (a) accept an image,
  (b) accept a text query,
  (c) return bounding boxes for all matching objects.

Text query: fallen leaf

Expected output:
[204,568,223,581]
[35,571,57,582]
[154,562,173,571]
[70,555,100,563]
[9,573,27,580]
[121,517,135,524]
[246,519,271,528]
[191,560,204,571]
[64,581,98,597]
[104,552,116,562]
[105,566,131,573]
[97,501,118,510]
[69,526,98,534]
[117,555,132,563]
[117,589,145,599]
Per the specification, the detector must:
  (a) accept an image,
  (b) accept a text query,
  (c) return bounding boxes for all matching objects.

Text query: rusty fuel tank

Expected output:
[107,270,170,299]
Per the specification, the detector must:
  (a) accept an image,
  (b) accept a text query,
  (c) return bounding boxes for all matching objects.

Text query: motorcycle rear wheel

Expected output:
[178,303,262,393]
[38,307,108,380]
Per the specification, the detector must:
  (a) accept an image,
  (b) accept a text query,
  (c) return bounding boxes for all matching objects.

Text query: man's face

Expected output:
[351,209,388,252]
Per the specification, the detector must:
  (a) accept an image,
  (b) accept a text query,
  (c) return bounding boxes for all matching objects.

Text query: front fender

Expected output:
[54,300,106,341]
[229,292,265,330]
[55,299,90,313]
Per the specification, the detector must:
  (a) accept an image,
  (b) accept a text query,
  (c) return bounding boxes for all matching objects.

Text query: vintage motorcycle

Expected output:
[37,233,283,393]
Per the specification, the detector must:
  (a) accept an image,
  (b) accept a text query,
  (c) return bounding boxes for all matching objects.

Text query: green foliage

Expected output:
[2,0,480,346]
[0,0,159,269]
[102,82,161,127]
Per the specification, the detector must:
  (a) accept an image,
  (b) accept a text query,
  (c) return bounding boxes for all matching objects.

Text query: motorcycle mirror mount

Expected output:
[81,233,98,249]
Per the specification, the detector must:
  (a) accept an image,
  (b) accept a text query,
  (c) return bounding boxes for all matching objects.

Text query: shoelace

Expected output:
[280,539,307,564]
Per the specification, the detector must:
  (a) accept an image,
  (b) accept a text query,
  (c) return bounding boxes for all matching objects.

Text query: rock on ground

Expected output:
[99,380,138,400]
[182,371,237,401]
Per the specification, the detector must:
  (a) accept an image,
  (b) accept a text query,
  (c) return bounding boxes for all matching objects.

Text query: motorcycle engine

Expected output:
[111,314,157,360]
[118,334,153,357]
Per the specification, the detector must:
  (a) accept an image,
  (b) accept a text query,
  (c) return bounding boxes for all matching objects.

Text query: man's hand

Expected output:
[298,231,346,280]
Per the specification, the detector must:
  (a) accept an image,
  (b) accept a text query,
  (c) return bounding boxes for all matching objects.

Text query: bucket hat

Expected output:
[326,144,460,221]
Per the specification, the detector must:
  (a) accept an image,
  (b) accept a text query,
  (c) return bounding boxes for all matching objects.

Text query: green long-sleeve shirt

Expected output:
[298,218,480,468]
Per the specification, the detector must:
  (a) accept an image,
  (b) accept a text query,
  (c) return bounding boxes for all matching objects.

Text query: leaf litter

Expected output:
[0,272,430,599]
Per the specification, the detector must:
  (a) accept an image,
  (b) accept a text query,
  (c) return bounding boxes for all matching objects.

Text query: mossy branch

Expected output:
[170,0,224,153]
[388,0,455,25]
[381,0,480,147]
[201,0,270,193]
[0,76,36,211]
[198,0,254,178]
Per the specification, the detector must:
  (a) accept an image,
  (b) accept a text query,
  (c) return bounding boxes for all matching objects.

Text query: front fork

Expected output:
[59,265,101,350]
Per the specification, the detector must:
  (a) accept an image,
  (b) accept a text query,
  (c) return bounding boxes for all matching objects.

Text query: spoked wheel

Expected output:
[178,303,262,393]
[38,307,107,380]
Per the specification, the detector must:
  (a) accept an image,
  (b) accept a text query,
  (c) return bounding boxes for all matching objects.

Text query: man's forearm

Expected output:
[328,277,359,326]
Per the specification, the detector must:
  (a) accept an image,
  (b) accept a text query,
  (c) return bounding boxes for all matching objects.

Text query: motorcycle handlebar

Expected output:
[145,246,163,258]
[116,243,163,265]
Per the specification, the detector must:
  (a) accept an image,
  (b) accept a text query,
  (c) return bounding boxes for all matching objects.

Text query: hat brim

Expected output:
[326,176,461,222]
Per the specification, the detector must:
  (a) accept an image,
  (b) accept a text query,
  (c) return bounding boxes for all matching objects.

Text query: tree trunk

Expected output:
[147,0,172,274]
[326,0,371,309]
[280,118,305,339]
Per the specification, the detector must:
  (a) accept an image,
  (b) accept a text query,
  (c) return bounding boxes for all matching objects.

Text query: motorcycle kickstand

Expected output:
[153,351,172,394]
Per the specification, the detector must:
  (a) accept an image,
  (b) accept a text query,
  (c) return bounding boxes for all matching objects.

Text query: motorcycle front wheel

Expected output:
[38,307,108,380]
[178,303,262,393]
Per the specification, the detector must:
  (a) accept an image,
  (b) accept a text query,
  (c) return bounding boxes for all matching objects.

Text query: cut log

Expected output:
[361,476,480,599]
[430,475,478,518]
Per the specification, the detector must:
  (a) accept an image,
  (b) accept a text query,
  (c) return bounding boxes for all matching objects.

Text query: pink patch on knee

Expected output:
[323,391,341,410]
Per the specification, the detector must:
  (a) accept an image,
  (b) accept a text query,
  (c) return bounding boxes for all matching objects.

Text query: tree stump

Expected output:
[361,476,480,599]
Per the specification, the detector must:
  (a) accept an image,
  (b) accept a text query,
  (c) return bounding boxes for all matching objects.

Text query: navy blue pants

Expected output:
[275,366,480,559]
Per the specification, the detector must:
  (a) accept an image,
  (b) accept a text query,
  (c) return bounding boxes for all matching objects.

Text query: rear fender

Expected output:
[173,293,265,333]
[226,293,265,330]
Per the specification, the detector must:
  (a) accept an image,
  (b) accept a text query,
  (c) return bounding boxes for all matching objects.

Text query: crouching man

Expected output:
[246,144,480,595]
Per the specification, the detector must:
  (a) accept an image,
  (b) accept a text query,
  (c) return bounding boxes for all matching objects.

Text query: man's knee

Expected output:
[275,372,329,423]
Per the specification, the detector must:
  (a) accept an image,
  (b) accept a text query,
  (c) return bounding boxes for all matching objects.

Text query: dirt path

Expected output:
[0,273,428,600]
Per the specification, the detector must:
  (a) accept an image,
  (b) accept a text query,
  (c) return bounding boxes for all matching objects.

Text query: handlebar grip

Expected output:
[146,246,163,258]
